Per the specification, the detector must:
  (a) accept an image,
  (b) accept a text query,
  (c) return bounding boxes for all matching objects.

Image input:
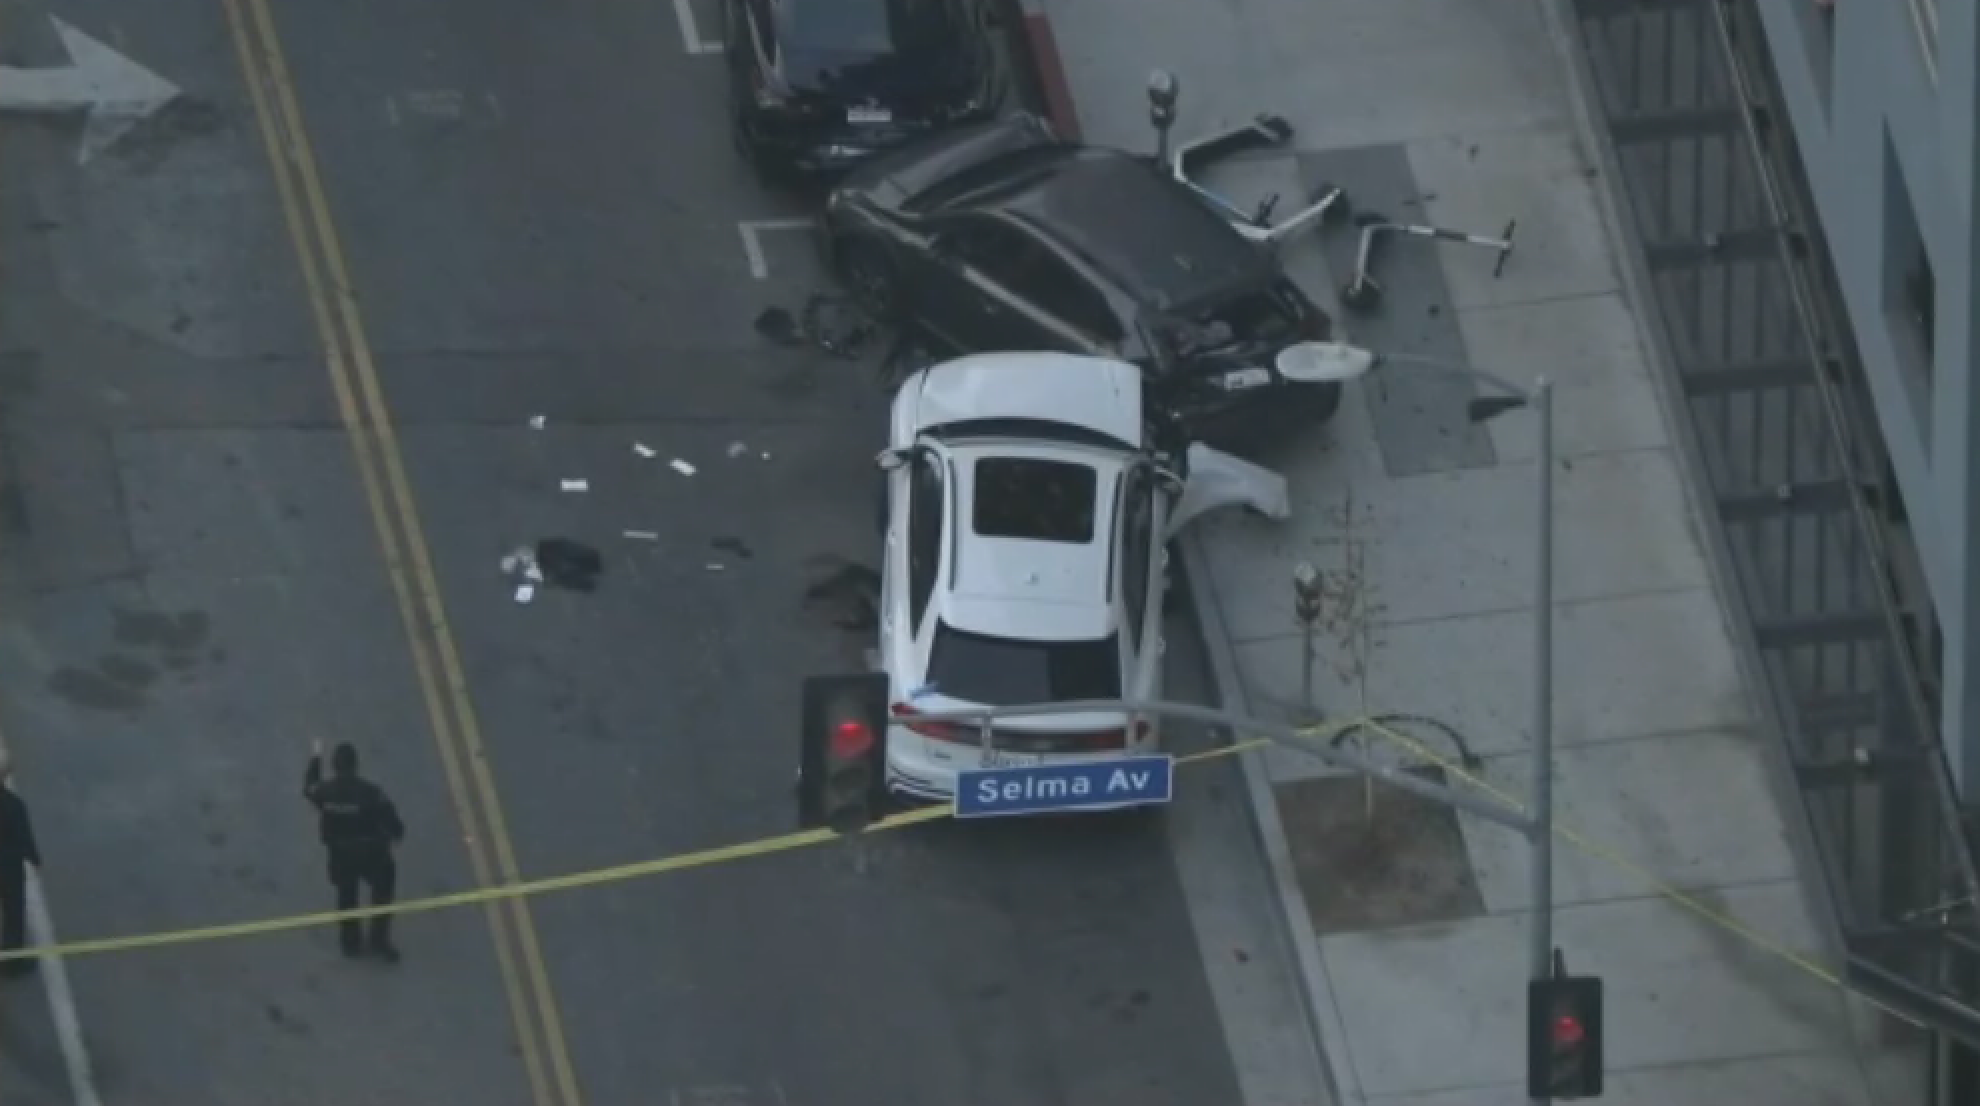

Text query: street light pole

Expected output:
[1527,377,1555,1106]
[1280,341,1564,1100]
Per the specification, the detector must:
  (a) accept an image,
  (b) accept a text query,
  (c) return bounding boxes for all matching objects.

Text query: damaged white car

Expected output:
[874,351,1286,804]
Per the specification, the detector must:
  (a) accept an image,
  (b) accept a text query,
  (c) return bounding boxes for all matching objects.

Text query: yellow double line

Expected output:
[218,2,582,1103]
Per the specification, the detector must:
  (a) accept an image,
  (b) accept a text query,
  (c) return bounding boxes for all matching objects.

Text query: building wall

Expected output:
[1753,0,1980,789]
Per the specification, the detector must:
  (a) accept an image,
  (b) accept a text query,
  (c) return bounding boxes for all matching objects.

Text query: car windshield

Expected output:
[927,623,1122,705]
[776,0,961,64]
[972,458,1097,543]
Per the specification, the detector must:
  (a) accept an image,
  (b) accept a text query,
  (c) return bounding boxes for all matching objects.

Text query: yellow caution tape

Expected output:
[0,715,1897,1027]
[0,741,1267,963]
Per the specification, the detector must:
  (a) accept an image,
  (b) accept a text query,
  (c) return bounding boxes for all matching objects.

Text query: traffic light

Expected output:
[1528,973,1603,1099]
[799,674,887,834]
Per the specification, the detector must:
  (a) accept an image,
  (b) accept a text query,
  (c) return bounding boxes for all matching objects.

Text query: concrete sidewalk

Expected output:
[1015,0,1919,1103]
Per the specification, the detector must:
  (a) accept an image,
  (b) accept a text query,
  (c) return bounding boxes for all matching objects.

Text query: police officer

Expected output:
[303,739,405,963]
[0,753,42,979]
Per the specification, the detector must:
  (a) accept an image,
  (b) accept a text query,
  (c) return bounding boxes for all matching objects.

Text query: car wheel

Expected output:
[838,239,902,322]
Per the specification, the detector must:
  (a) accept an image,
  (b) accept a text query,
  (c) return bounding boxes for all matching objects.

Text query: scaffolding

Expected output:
[1567,0,1980,1043]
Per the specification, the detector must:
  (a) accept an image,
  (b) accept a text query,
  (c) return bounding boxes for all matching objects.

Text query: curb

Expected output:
[1179,534,1360,1106]
[1000,0,1083,141]
[989,2,1352,1100]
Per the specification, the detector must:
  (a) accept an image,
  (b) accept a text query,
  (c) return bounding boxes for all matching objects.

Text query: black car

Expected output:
[725,0,1005,178]
[820,114,1343,445]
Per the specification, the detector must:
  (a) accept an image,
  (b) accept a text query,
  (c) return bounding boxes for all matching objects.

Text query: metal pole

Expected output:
[906,697,1532,829]
[1528,377,1556,1106]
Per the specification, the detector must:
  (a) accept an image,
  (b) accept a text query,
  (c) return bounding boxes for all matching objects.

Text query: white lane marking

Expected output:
[26,868,103,1106]
[737,218,814,280]
[671,0,726,54]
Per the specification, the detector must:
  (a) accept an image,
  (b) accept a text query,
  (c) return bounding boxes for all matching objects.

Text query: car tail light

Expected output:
[893,704,1151,752]
[891,702,967,744]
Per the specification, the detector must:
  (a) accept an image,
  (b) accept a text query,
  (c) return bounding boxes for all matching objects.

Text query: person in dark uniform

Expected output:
[0,754,41,979]
[303,739,405,963]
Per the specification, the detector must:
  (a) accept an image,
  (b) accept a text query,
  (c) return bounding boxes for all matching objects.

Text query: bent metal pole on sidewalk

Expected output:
[903,698,1535,832]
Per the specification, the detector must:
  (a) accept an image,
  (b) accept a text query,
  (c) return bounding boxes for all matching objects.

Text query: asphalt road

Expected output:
[0,0,1251,1103]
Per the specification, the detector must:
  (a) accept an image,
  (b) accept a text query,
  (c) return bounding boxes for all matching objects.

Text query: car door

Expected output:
[1116,466,1162,702]
[883,450,947,677]
[904,214,1043,352]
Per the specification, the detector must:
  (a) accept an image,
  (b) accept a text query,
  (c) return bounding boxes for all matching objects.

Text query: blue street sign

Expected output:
[954,756,1175,818]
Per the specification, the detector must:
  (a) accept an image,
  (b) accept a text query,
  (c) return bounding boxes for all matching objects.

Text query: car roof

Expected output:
[988,147,1268,310]
[940,442,1123,641]
[910,353,1143,449]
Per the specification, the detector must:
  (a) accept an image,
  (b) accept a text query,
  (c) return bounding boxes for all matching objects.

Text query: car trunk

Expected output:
[890,624,1136,754]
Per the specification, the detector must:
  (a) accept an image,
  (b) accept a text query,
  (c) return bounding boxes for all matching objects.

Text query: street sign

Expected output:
[955,756,1174,818]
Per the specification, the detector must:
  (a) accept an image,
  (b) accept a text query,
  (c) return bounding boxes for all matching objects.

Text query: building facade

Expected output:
[1759,0,1977,790]
[1566,0,1980,1099]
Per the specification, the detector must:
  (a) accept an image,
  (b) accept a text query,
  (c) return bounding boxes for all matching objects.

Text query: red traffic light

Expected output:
[831,719,875,759]
[1528,974,1603,1099]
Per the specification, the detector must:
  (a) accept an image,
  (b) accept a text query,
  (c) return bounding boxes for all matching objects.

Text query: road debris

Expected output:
[670,459,697,476]
[536,538,603,592]
[706,563,726,572]
[753,306,804,347]
[802,294,876,359]
[754,294,878,360]
[727,441,749,459]
[560,478,589,493]
[503,539,603,597]
[528,415,546,429]
[501,546,545,604]
[712,536,753,560]
[803,554,880,632]
[633,443,658,459]
[623,530,659,541]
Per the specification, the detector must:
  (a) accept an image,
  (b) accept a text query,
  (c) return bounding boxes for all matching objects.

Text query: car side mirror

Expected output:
[876,447,914,472]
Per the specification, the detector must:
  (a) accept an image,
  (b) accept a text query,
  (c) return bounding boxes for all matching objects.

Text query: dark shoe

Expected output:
[370,941,400,965]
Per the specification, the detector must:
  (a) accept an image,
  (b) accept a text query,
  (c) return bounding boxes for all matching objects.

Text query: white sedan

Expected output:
[874,351,1285,803]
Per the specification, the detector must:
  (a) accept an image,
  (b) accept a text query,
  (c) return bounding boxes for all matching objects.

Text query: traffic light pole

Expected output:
[1528,379,1556,1106]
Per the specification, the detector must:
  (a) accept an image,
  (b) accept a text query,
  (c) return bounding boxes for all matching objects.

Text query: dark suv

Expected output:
[820,114,1342,445]
[725,0,1004,178]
